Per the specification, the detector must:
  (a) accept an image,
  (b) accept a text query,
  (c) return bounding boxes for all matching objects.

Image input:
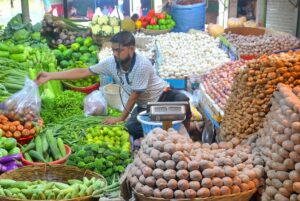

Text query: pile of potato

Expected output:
[224,33,300,57]
[128,128,263,199]
[254,83,300,201]
[202,61,245,109]
[220,50,300,140]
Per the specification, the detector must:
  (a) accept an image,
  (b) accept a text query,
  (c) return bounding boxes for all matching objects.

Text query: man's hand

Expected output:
[103,117,123,125]
[36,72,52,85]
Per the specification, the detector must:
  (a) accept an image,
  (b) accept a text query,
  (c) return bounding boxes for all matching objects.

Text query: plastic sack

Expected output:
[3,77,41,122]
[84,90,107,116]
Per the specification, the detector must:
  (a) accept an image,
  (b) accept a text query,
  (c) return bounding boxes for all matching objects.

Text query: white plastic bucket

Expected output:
[103,84,123,110]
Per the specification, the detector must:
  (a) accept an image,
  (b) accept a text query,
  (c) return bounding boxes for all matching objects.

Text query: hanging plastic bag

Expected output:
[3,77,41,122]
[84,90,108,116]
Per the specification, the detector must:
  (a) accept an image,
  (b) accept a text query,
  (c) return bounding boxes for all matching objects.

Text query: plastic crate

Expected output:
[164,78,187,90]
[137,111,182,135]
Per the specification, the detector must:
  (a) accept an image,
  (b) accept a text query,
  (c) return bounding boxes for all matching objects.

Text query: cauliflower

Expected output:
[100,25,113,36]
[91,25,101,35]
[98,15,109,25]
[113,26,121,34]
[92,14,99,25]
[109,17,119,26]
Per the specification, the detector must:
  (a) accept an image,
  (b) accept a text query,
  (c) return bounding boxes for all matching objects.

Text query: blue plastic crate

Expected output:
[164,78,187,90]
[137,111,182,135]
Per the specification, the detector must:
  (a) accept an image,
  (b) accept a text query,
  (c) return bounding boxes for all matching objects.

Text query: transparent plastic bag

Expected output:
[84,90,108,116]
[4,77,41,122]
[201,119,216,143]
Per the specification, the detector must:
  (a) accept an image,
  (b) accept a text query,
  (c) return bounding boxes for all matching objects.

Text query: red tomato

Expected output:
[142,21,148,28]
[145,16,152,22]
[150,18,157,25]
[158,13,166,19]
[140,16,146,21]
[148,9,155,17]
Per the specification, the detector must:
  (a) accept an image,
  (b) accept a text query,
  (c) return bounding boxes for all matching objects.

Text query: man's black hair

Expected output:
[131,13,139,22]
[110,31,135,46]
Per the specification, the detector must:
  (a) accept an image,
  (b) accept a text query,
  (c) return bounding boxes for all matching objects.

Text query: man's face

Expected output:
[111,43,134,66]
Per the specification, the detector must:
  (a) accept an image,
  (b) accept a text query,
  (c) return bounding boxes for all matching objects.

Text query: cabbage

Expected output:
[100,25,113,36]
[109,17,119,27]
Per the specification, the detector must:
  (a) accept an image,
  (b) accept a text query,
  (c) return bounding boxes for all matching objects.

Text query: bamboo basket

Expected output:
[0,165,107,201]
[133,188,257,201]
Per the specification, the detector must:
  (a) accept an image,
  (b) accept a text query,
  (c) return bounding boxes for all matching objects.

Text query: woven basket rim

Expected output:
[141,28,171,35]
[62,80,100,90]
[133,188,257,201]
[0,164,106,201]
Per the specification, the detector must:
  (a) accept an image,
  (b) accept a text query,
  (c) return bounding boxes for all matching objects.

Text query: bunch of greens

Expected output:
[41,90,85,124]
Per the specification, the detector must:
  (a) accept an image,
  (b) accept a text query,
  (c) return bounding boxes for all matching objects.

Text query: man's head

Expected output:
[110,31,135,67]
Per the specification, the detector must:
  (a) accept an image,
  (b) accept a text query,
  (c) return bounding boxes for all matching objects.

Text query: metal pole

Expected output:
[21,0,30,23]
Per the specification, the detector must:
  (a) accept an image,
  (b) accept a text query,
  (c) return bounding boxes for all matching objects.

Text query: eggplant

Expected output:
[0,164,7,173]
[0,154,22,164]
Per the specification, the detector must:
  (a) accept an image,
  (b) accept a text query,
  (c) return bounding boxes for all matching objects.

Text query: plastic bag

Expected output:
[3,77,41,122]
[84,90,107,116]
[201,119,216,143]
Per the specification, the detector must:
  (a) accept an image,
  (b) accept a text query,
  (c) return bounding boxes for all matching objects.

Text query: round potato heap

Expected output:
[255,84,300,201]
[128,128,263,199]
[220,50,300,141]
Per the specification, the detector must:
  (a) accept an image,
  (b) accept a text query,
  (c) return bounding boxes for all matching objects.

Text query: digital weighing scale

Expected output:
[146,102,188,130]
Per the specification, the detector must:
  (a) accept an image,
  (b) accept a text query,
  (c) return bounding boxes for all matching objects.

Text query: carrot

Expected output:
[13,131,21,139]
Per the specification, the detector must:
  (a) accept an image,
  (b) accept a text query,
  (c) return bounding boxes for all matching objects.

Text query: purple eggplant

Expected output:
[0,164,7,173]
[0,154,22,164]
[1,160,20,172]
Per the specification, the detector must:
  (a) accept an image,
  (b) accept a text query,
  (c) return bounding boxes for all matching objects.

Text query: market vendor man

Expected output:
[36,31,191,139]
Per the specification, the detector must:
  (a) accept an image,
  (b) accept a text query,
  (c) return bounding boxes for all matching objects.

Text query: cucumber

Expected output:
[35,135,43,156]
[28,150,46,162]
[22,141,35,152]
[0,179,16,187]
[42,134,49,153]
[57,137,66,157]
[46,130,62,161]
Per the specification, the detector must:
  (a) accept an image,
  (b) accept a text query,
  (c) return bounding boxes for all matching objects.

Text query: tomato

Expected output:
[147,9,155,17]
[145,16,152,22]
[140,16,145,21]
[157,13,166,19]
[142,21,148,28]
[150,18,157,25]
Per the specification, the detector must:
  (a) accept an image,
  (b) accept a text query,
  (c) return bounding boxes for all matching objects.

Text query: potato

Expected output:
[188,161,200,171]
[274,193,289,201]
[142,185,153,197]
[283,180,293,192]
[202,168,215,178]
[276,171,289,181]
[177,169,189,180]
[176,161,188,170]
[189,181,201,191]
[139,175,146,185]
[214,166,225,178]
[212,177,223,187]
[289,170,300,182]
[174,190,185,199]
[178,179,189,191]
[239,183,249,192]
[282,140,295,152]
[210,186,221,196]
[190,170,203,181]
[231,185,241,194]
[167,179,178,190]
[291,133,300,145]
[184,189,197,199]
[163,169,177,181]
[165,160,176,170]
[265,186,277,197]
[290,151,300,162]
[145,176,156,188]
[283,158,295,170]
[197,187,210,198]
[161,188,174,199]
[152,169,164,179]
[130,176,139,187]
[271,178,283,189]
[156,160,166,170]
[172,151,185,162]
[153,188,161,198]
[220,186,231,195]
[201,178,213,188]
[156,178,167,190]
[135,182,143,193]
[223,177,233,187]
[159,152,172,162]
[279,187,291,198]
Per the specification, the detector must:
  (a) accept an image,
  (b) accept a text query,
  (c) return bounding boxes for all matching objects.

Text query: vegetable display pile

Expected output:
[0,115,38,139]
[138,10,176,31]
[254,84,300,201]
[201,61,245,109]
[0,177,105,200]
[135,32,230,78]
[41,90,85,124]
[220,50,300,140]
[91,15,121,37]
[22,130,67,163]
[224,33,300,57]
[85,125,131,152]
[128,127,263,199]
[41,13,90,48]
[68,143,132,179]
[0,131,22,173]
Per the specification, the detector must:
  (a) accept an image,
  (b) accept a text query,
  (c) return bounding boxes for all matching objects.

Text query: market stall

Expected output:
[1,2,300,200]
